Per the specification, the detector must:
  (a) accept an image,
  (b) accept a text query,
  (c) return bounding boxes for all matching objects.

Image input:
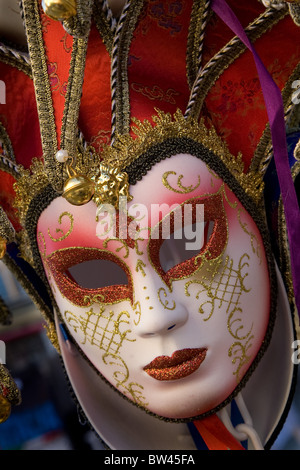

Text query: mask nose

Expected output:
[134,281,189,337]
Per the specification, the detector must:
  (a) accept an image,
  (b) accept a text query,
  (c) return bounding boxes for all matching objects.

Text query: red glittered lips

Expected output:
[143,348,207,381]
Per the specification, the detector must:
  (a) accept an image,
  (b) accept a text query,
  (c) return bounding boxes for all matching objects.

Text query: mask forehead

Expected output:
[129,153,223,208]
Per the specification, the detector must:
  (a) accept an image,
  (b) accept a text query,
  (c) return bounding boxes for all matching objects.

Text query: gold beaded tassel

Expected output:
[0,365,21,424]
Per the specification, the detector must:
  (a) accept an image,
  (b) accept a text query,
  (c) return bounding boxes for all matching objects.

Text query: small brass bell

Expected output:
[42,0,77,21]
[0,395,11,424]
[62,161,95,206]
[0,238,6,259]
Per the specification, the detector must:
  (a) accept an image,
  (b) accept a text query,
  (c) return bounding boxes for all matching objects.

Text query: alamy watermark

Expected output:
[0,80,5,104]
[0,340,6,364]
[96,197,205,251]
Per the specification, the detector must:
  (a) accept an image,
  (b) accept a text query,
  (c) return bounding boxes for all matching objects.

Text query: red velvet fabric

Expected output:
[0,0,299,231]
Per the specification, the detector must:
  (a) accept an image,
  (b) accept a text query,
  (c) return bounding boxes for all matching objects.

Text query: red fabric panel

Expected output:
[79,23,112,153]
[204,14,300,168]
[0,63,42,168]
[128,0,193,126]
[41,10,73,148]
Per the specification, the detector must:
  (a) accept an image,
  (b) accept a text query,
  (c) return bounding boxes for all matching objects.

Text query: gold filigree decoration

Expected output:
[158,287,176,311]
[83,294,106,306]
[162,170,201,194]
[185,252,254,380]
[136,259,147,277]
[237,208,262,263]
[63,307,147,405]
[133,301,141,326]
[101,110,264,203]
[47,211,74,242]
[228,336,254,383]
[185,254,251,320]
[103,238,130,259]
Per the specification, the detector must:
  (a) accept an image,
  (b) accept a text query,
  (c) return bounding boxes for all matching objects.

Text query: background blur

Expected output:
[0,259,299,450]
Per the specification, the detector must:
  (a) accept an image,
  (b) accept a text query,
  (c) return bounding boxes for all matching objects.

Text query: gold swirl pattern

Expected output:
[237,208,262,263]
[158,287,176,311]
[228,336,254,383]
[162,170,201,194]
[103,238,130,259]
[47,211,74,242]
[133,301,142,326]
[136,259,147,277]
[185,253,254,379]
[63,307,147,404]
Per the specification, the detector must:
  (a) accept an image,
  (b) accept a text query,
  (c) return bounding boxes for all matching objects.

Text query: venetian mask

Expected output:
[34,116,273,421]
[1,0,299,450]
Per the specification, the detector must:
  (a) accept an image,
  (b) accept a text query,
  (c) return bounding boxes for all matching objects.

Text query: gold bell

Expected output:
[62,161,95,206]
[0,395,11,424]
[42,0,77,21]
[0,238,6,259]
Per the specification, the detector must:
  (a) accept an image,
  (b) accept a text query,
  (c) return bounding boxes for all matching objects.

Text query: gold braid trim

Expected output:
[0,49,32,78]
[0,207,15,243]
[0,121,15,162]
[113,0,145,137]
[23,0,58,187]
[63,0,94,37]
[0,121,21,180]
[188,6,288,121]
[93,0,115,54]
[60,37,90,162]
[186,0,211,89]
[251,60,300,175]
[289,4,300,25]
[23,0,92,192]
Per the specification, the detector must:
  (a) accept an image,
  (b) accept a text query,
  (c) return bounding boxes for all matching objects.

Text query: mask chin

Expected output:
[55,261,296,450]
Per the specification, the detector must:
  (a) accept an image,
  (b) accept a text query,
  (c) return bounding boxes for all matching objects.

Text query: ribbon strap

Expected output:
[193,414,245,450]
[211,0,300,315]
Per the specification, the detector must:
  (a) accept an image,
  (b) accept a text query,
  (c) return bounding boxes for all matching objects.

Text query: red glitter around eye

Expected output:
[148,193,228,287]
[46,247,133,306]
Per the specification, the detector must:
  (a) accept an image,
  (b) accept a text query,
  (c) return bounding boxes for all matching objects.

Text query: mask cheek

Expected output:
[50,286,143,396]
[182,249,270,383]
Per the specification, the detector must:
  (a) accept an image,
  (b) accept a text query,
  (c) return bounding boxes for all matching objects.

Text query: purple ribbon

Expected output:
[211,0,300,315]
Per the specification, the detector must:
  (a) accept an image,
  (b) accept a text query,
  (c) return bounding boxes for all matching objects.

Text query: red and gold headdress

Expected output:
[0,0,299,445]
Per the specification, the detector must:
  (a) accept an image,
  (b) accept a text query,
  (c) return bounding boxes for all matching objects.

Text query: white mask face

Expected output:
[37,153,270,419]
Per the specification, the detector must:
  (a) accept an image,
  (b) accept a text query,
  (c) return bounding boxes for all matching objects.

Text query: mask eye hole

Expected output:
[46,248,133,305]
[67,259,129,289]
[159,221,215,273]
